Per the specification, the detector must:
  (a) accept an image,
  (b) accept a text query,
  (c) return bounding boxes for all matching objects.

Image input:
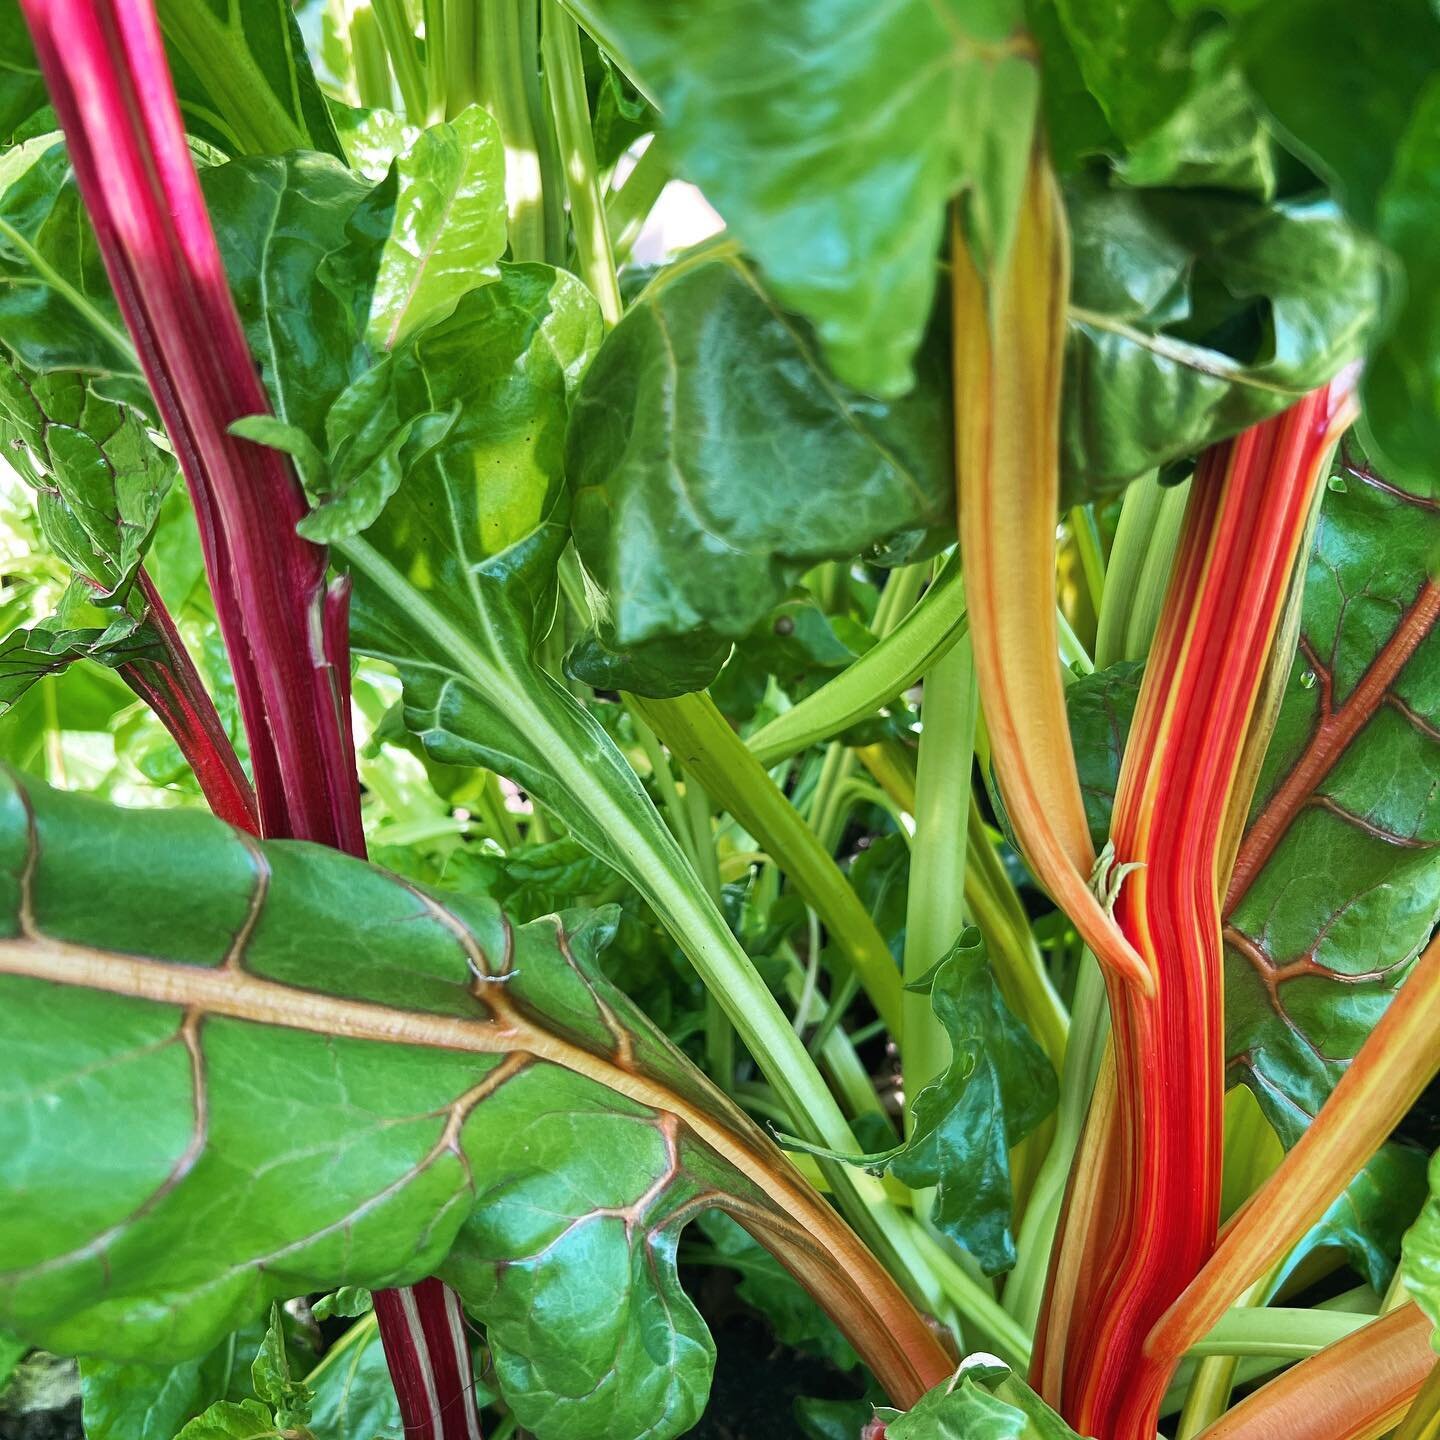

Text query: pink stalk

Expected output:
[17,2,481,1434]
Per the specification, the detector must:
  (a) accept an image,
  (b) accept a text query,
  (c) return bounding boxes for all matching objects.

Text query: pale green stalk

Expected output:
[478,0,546,258]
[607,138,670,263]
[541,0,622,325]
[370,0,429,119]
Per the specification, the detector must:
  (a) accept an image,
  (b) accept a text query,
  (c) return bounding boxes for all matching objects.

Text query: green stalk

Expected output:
[1093,469,1191,669]
[631,691,905,1039]
[478,0,546,260]
[1069,504,1106,617]
[422,0,448,116]
[349,3,395,110]
[966,795,1068,1069]
[440,0,478,113]
[1184,1307,1370,1359]
[901,632,977,1112]
[748,556,967,768]
[370,0,430,120]
[339,534,944,1313]
[540,0,622,325]
[606,138,670,263]
[525,0,567,265]
[1176,1273,1272,1439]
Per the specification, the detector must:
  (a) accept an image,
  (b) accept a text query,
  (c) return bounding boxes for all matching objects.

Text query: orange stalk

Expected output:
[1045,382,1355,1438]
[1147,929,1440,1363]
[1194,1304,1435,1440]
[954,145,1152,999]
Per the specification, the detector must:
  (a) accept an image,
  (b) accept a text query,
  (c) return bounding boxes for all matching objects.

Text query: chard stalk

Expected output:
[952,146,1153,999]
[16,3,475,1434]
[1043,381,1357,1439]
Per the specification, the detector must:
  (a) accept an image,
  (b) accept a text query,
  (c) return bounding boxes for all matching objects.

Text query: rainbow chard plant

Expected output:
[0,2,1439,1440]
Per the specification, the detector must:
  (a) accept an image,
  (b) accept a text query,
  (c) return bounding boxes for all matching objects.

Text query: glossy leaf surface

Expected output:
[0,770,878,1440]
[567,248,953,650]
[569,0,1037,396]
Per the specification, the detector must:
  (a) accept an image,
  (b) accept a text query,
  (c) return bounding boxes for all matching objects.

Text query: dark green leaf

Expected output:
[0,613,156,712]
[571,0,1038,395]
[310,1288,373,1323]
[155,0,344,159]
[0,5,50,149]
[1062,176,1382,498]
[0,771,834,1440]
[1223,0,1440,482]
[568,249,953,646]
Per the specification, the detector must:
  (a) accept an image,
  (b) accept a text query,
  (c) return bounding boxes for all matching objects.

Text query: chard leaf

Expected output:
[1062,177,1382,498]
[364,105,507,351]
[877,1357,1083,1438]
[571,0,1038,396]
[173,1399,276,1440]
[1403,1150,1440,1348]
[567,249,953,649]
[784,930,1056,1276]
[1072,441,1440,1188]
[0,612,156,712]
[0,771,903,1440]
[0,137,143,396]
[1220,0,1440,484]
[250,1304,310,1430]
[305,1319,401,1440]
[0,7,49,147]
[153,0,343,160]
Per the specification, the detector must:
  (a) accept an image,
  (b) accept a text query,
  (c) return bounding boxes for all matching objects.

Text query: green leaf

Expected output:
[0,5,50,148]
[310,1288,373,1323]
[0,613,156,712]
[251,1304,310,1431]
[174,1399,278,1440]
[881,1357,1083,1438]
[783,930,1056,1275]
[1062,176,1383,498]
[154,0,344,160]
[305,1318,400,1440]
[568,249,953,648]
[0,771,856,1440]
[365,105,507,351]
[0,137,143,394]
[1222,0,1440,482]
[571,0,1038,395]
[1404,1149,1440,1350]
[0,360,174,600]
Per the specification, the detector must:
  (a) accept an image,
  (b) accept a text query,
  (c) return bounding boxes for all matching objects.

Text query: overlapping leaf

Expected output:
[873,1358,1082,1439]
[153,0,343,160]
[0,770,822,1439]
[568,0,1038,396]
[1062,175,1382,498]
[566,248,953,669]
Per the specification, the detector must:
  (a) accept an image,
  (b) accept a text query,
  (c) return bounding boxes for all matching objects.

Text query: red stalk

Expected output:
[1045,384,1355,1439]
[18,2,479,1434]
[116,569,260,833]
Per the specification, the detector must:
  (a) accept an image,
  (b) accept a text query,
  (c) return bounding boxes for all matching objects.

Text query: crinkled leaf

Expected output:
[1062,176,1383,499]
[783,930,1055,1275]
[330,105,422,183]
[1067,660,1143,851]
[0,771,831,1440]
[365,105,507,351]
[0,612,155,712]
[1222,0,1440,483]
[567,249,953,647]
[250,1304,310,1430]
[879,1357,1084,1438]
[0,359,174,600]
[1404,1149,1440,1350]
[173,1399,276,1440]
[154,0,343,160]
[572,0,1038,395]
